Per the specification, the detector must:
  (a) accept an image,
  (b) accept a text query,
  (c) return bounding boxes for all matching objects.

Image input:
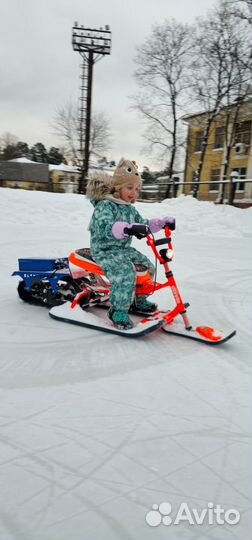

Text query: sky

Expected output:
[0,0,216,169]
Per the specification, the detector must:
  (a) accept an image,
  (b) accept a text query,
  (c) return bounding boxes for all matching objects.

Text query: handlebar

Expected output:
[124,222,175,239]
[124,224,150,239]
[124,223,175,263]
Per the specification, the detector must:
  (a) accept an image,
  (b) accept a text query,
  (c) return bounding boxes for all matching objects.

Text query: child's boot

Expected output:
[108,308,134,330]
[133,295,158,314]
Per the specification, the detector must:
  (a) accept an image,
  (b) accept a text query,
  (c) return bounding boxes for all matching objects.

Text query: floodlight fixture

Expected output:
[72,23,111,58]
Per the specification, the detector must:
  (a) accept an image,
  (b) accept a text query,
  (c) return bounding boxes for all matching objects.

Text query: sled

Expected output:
[12,224,236,344]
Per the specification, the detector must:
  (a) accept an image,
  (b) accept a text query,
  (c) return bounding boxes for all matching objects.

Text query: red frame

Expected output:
[143,227,191,329]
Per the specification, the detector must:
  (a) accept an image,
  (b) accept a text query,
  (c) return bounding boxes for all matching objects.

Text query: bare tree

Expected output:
[190,0,252,193]
[228,0,252,24]
[0,132,19,157]
[89,112,113,160]
[52,104,113,166]
[52,104,79,164]
[132,20,194,191]
[227,0,252,72]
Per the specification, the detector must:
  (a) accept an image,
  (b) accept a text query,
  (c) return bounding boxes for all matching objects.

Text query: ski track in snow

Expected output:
[0,189,252,540]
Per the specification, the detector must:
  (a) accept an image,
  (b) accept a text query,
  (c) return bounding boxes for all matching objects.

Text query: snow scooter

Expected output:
[12,224,236,343]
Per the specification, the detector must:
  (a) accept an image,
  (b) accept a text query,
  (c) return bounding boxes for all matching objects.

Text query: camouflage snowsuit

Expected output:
[89,198,154,311]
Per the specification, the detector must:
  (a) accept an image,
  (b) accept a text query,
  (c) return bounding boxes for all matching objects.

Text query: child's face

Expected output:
[120,183,141,203]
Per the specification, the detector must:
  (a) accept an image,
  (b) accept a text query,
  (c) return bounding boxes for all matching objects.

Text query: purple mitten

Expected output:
[162,216,176,230]
[149,216,176,233]
[148,218,164,233]
[111,221,131,239]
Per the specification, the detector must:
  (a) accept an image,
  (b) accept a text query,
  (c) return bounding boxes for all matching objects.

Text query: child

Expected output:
[86,158,175,330]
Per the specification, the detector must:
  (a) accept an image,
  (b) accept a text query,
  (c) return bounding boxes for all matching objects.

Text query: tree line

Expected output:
[0,109,113,169]
[0,134,65,165]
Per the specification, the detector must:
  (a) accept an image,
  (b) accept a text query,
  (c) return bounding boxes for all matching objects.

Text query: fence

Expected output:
[1,177,252,206]
[141,176,252,206]
[0,179,79,194]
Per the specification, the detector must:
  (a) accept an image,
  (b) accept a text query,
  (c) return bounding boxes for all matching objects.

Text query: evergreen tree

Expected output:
[1,144,19,161]
[30,142,48,163]
[0,134,66,164]
[47,147,65,165]
[15,142,31,159]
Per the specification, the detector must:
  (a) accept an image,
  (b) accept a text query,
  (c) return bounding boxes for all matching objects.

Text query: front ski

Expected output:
[162,319,236,345]
[49,302,163,338]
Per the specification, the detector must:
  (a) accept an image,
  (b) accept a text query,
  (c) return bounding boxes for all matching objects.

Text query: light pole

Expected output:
[72,23,112,193]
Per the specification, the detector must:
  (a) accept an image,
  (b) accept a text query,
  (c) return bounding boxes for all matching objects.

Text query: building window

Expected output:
[232,168,246,192]
[209,169,221,192]
[194,130,204,152]
[214,126,225,149]
[234,121,251,146]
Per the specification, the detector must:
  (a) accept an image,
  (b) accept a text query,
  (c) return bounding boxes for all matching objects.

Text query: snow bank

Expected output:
[0,188,251,238]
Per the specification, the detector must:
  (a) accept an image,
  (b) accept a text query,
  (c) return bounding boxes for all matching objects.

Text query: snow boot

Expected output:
[108,308,134,330]
[133,296,158,314]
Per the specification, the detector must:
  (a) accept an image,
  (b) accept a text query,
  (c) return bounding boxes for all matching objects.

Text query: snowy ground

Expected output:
[0,188,252,540]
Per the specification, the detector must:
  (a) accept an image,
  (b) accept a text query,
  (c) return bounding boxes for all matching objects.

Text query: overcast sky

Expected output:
[0,0,216,169]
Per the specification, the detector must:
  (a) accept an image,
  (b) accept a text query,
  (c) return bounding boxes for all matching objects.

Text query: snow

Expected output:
[48,163,79,173]
[0,188,251,540]
[48,162,116,175]
[9,157,38,164]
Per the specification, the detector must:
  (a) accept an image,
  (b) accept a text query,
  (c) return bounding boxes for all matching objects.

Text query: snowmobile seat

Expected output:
[71,248,149,276]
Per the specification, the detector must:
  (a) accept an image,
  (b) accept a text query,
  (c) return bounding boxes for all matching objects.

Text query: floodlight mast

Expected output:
[72,23,111,193]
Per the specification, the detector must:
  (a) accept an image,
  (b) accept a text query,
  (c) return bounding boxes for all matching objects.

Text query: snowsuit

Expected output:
[89,198,154,312]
